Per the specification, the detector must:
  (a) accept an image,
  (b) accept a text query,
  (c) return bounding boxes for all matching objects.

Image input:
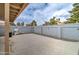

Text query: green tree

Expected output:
[17,22,21,26]
[68,3,79,23]
[49,17,57,25]
[43,21,50,26]
[21,22,24,26]
[31,20,37,26]
[26,23,31,26]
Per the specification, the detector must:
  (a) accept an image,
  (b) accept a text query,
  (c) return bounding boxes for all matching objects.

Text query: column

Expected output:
[4,3,10,55]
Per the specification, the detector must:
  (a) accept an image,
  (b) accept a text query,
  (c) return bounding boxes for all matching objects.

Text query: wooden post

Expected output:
[4,3,10,55]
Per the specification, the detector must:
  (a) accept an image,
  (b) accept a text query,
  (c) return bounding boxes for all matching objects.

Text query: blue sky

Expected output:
[14,3,73,25]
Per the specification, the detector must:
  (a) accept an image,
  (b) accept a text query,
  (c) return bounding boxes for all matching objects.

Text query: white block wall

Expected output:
[34,26,42,34]
[34,23,79,41]
[42,26,61,38]
[61,27,79,41]
[12,26,34,34]
[0,25,5,36]
[0,23,79,41]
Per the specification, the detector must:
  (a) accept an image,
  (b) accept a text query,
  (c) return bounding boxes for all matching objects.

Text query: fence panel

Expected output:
[62,27,79,41]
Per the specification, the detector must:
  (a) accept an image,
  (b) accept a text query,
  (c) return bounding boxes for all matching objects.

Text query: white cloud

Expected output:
[15,3,73,25]
[53,9,69,17]
[52,4,73,22]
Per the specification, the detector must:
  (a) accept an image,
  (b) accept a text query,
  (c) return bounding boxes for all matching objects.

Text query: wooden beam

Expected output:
[10,17,16,22]
[10,16,15,19]
[10,3,29,21]
[10,17,16,19]
[10,15,16,17]
[10,16,15,21]
[4,3,10,55]
[10,9,19,13]
[10,13,17,16]
[10,4,21,10]
[16,3,29,17]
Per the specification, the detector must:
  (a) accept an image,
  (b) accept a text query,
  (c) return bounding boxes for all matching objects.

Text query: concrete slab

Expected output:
[7,33,79,55]
[0,37,4,55]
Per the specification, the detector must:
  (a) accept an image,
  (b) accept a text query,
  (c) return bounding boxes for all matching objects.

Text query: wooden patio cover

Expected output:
[0,3,29,55]
[0,3,29,22]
